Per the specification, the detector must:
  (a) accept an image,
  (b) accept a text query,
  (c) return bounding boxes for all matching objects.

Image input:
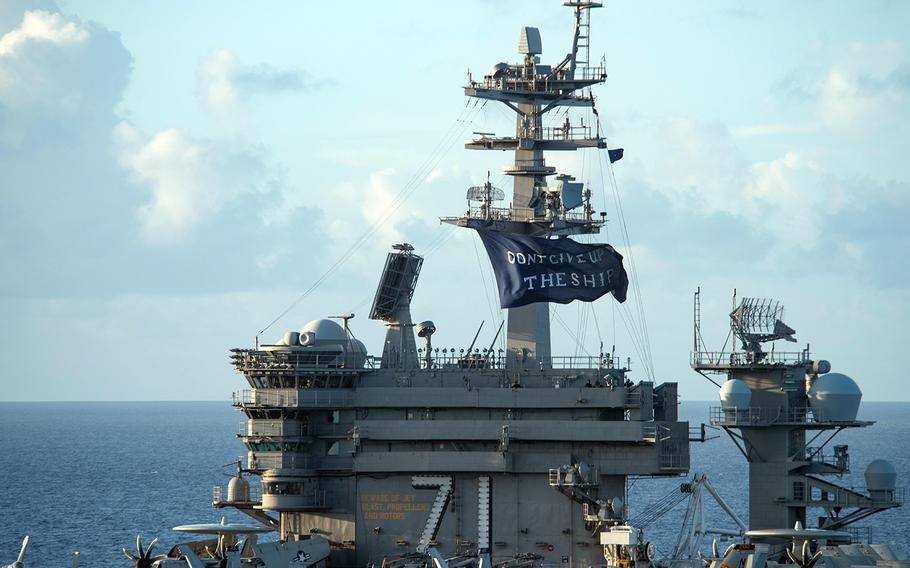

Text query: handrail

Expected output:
[473,66,607,94]
[248,454,311,471]
[454,205,593,225]
[233,389,352,408]
[691,350,811,368]
[709,406,862,426]
[238,421,309,438]
[230,349,378,374]
[212,483,262,505]
[537,125,595,142]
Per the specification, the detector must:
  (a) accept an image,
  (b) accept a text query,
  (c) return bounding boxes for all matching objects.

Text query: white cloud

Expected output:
[255,249,288,270]
[730,123,816,137]
[197,48,321,113]
[324,169,414,249]
[629,118,863,249]
[198,48,240,110]
[0,10,87,56]
[780,40,909,132]
[114,122,270,244]
[0,8,130,149]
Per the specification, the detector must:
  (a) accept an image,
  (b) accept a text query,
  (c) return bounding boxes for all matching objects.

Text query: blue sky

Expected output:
[1,1,908,401]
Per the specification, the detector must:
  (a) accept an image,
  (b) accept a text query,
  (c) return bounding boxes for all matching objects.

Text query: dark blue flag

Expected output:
[476,229,628,309]
[608,148,624,163]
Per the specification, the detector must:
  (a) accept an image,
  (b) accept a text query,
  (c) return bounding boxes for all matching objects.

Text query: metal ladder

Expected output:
[477,476,491,552]
[413,476,453,554]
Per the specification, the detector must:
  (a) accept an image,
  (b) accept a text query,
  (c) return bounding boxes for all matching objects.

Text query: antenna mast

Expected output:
[443,2,609,368]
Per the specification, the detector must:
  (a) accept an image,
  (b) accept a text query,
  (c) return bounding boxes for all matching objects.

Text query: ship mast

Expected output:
[443,1,608,368]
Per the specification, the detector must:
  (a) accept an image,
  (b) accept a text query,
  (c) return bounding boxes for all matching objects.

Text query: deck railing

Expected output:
[691,350,810,369]
[456,205,593,225]
[474,66,607,94]
[709,406,866,426]
[247,454,311,471]
[238,421,309,438]
[212,483,261,505]
[233,389,353,408]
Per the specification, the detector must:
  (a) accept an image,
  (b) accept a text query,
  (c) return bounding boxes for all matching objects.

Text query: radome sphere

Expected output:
[300,319,347,343]
[865,459,897,492]
[719,379,752,410]
[809,373,862,422]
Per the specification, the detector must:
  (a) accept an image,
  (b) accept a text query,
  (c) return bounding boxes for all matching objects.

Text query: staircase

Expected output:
[412,476,454,554]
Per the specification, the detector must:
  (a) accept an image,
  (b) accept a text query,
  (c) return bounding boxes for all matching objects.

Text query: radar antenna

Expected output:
[730,297,796,360]
[370,244,424,369]
[466,172,505,220]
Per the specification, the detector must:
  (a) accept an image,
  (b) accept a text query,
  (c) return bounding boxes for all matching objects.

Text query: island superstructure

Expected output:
[215,3,691,568]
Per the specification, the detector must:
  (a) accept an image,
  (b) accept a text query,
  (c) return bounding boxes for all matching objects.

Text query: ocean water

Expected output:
[0,401,907,566]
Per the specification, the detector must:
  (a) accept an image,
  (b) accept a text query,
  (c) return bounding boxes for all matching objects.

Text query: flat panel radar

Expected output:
[369,243,423,322]
[518,26,542,55]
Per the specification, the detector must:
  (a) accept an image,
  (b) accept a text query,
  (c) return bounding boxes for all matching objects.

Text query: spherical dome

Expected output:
[719,379,752,410]
[611,496,624,517]
[347,338,367,354]
[345,338,368,366]
[278,331,300,346]
[227,476,250,502]
[809,373,862,422]
[865,459,897,492]
[299,319,347,343]
[486,62,509,78]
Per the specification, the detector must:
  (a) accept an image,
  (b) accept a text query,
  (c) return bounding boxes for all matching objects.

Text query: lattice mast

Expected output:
[444,1,609,367]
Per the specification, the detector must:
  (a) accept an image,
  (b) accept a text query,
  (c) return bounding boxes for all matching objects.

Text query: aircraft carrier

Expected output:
[216,4,689,567]
[7,3,904,568]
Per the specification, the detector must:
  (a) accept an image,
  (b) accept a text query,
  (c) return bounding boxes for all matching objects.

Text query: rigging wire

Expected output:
[471,231,499,329]
[258,100,486,338]
[590,303,603,354]
[551,305,593,358]
[602,146,655,377]
[422,223,456,256]
[602,147,655,378]
[592,145,654,377]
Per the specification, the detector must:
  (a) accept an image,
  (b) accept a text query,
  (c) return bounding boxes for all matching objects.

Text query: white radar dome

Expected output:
[611,496,624,517]
[345,338,368,368]
[809,372,862,422]
[300,319,347,343]
[865,459,897,492]
[227,475,250,502]
[278,331,300,346]
[719,379,752,410]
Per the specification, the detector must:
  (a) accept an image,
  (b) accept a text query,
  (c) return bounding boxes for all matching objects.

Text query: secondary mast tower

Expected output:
[692,292,902,535]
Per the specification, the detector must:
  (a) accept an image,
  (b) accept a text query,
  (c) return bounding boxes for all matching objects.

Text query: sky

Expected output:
[1,0,908,401]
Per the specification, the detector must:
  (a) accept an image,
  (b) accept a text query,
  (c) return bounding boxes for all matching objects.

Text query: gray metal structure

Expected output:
[370,243,423,370]
[213,5,693,568]
[222,317,689,568]
[442,0,608,368]
[692,290,902,536]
